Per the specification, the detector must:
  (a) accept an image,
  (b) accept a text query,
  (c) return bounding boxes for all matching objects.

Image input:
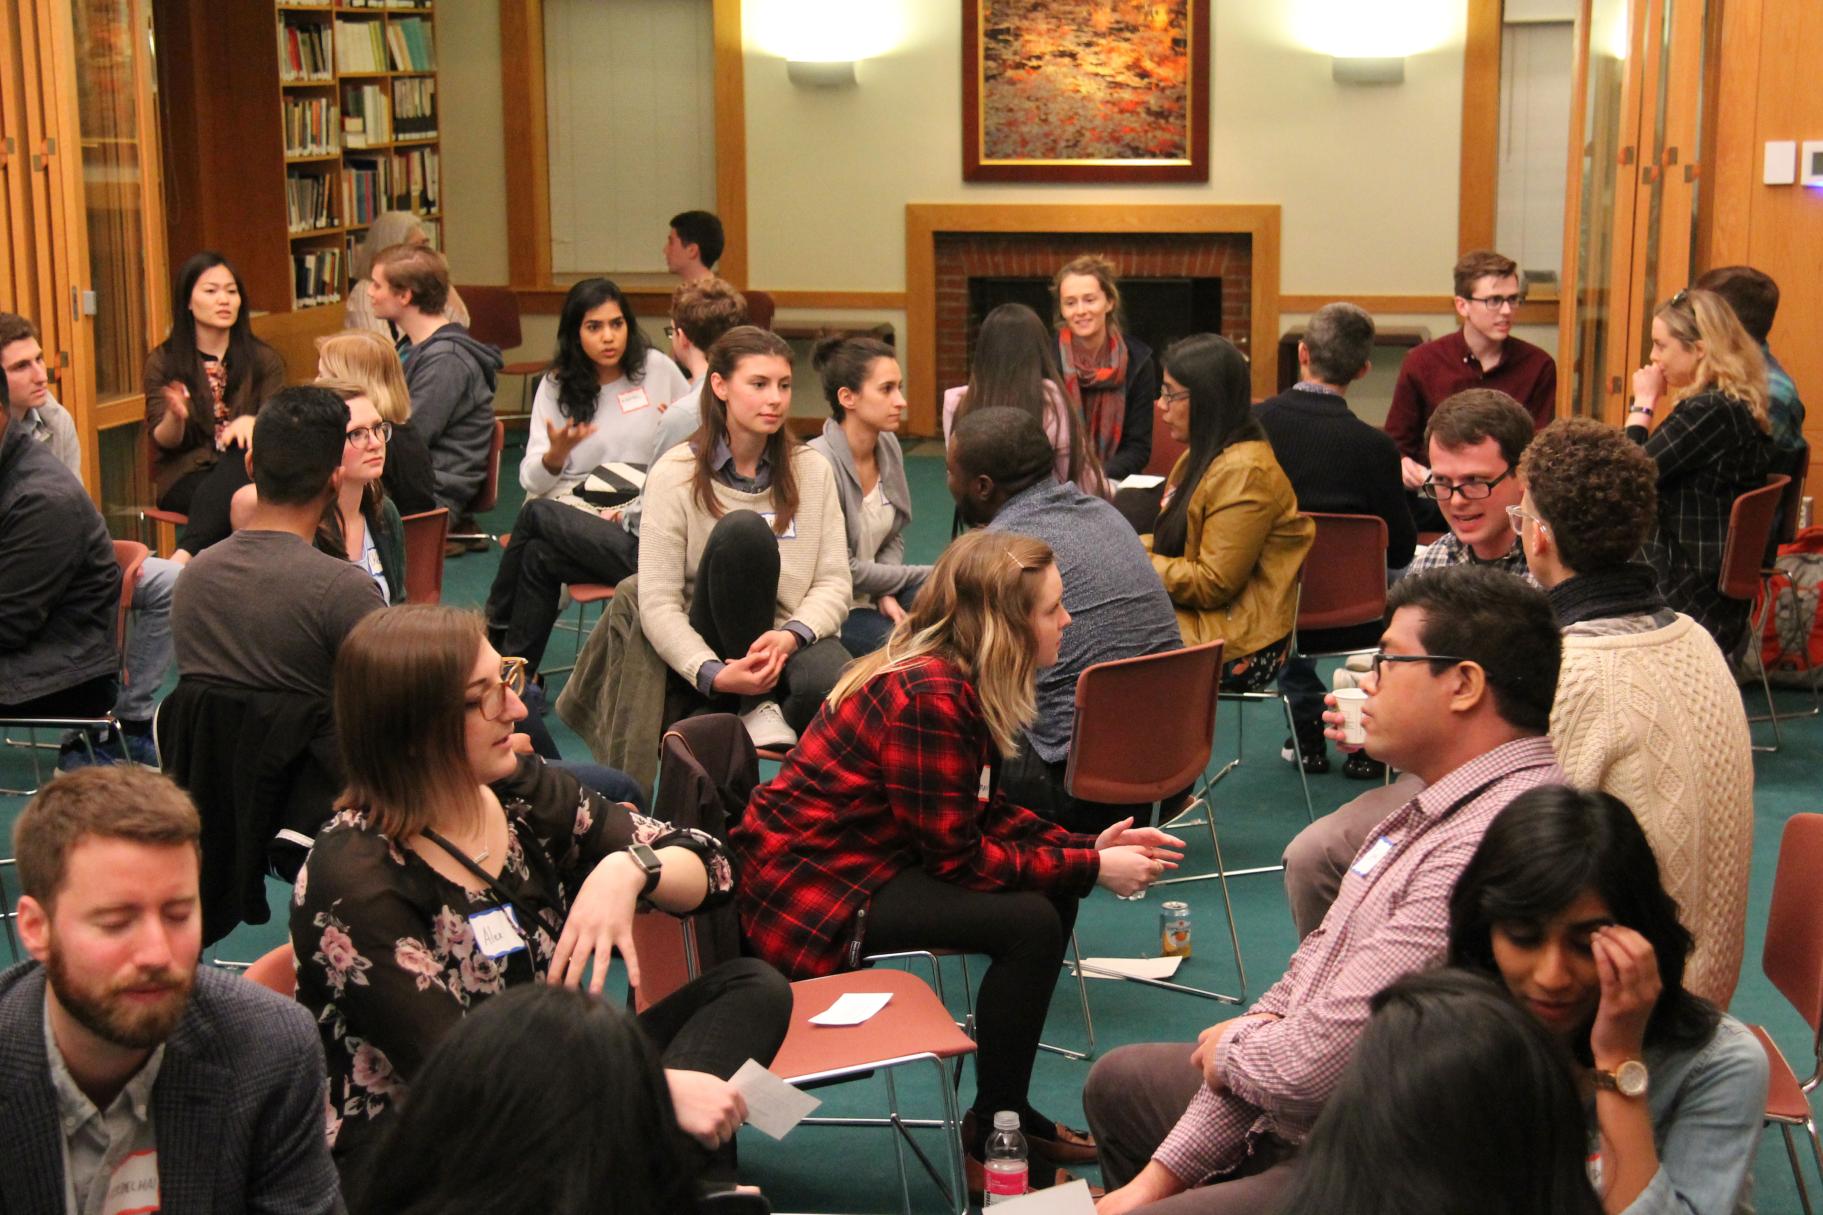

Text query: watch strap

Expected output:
[628,843,663,899]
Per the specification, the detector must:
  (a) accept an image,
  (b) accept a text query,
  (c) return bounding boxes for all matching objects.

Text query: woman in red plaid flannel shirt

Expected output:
[731,528,1184,1187]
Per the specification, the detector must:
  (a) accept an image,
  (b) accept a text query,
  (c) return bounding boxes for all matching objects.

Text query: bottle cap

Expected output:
[993,1110,1020,1131]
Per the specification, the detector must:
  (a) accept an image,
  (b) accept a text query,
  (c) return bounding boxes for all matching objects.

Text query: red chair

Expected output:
[456,284,546,415]
[1749,814,1823,1211]
[1719,474,1790,751]
[242,944,299,998]
[445,419,506,547]
[140,508,188,558]
[1143,416,1187,480]
[541,582,616,678]
[399,507,450,603]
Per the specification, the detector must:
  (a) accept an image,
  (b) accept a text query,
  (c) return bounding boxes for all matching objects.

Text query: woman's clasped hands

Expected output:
[1093,816,1187,898]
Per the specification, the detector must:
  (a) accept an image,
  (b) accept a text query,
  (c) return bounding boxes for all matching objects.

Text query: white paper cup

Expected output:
[1334,687,1368,746]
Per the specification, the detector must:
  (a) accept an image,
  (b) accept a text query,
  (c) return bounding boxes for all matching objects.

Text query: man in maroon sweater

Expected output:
[1386,251,1556,529]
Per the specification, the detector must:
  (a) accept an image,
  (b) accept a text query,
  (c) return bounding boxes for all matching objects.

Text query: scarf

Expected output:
[1546,562,1667,627]
[1058,329,1129,466]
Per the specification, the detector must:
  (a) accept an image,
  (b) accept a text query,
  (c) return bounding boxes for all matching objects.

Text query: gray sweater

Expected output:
[806,419,932,599]
[398,323,503,513]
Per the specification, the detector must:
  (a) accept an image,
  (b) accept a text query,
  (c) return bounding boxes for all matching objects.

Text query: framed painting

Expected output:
[963,0,1210,183]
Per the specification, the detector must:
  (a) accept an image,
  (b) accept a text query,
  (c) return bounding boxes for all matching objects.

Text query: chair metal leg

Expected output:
[934,1055,969,1215]
[0,863,19,960]
[540,595,592,679]
[1805,1115,1823,1214]
[1279,695,1315,823]
[884,1068,911,1215]
[1749,591,1786,753]
[1780,1123,1815,1215]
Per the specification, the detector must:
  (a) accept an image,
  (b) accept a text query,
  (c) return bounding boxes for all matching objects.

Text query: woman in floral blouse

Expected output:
[291,604,789,1192]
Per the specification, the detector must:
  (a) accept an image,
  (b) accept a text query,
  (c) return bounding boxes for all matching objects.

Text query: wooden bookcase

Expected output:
[157,0,444,358]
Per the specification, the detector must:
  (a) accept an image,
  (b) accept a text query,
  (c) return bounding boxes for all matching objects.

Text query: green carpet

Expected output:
[5,429,1818,1213]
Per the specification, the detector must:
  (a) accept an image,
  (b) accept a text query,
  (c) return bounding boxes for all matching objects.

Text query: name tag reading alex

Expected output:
[469,906,527,959]
[758,511,798,540]
[617,386,652,413]
[1350,835,1395,877]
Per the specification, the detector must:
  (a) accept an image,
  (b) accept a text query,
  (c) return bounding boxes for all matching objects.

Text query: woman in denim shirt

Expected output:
[1449,786,1768,1215]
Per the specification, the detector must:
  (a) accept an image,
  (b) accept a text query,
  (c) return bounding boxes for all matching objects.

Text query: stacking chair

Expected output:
[399,507,450,603]
[139,507,188,558]
[1752,444,1820,727]
[542,583,616,678]
[1,539,148,796]
[1065,639,1244,1003]
[1718,475,1790,751]
[456,283,546,415]
[444,419,506,547]
[1749,813,1823,1213]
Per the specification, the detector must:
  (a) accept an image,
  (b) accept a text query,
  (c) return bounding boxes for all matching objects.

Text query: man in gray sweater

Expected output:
[368,244,501,524]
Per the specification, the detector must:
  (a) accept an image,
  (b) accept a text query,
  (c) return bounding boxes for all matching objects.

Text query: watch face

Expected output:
[1615,1060,1649,1098]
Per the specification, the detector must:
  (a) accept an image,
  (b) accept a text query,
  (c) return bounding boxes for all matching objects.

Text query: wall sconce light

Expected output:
[1332,56,1405,85]
[787,59,858,87]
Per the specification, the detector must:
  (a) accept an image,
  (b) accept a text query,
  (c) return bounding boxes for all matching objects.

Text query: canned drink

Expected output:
[1160,901,1192,958]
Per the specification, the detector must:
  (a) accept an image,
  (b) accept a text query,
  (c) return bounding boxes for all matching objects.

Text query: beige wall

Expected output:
[439,1,511,287]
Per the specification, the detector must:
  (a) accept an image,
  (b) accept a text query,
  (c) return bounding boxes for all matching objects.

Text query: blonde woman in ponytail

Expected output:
[731,528,1184,1195]
[1625,287,1774,653]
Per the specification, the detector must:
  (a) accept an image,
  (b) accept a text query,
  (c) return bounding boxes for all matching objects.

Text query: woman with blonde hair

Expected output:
[344,211,469,336]
[317,328,437,514]
[1625,288,1772,655]
[292,604,790,1194]
[1052,254,1158,482]
[730,529,1183,1195]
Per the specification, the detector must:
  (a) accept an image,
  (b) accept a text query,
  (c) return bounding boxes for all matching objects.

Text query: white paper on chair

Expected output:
[1071,956,1184,981]
[730,1059,821,1139]
[808,991,893,1025]
[1115,473,1166,491]
[993,1179,1098,1213]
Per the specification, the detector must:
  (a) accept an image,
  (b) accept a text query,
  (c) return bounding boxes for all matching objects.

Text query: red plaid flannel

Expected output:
[730,656,1102,978]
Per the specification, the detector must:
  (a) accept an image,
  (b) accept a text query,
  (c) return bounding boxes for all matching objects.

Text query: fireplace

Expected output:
[968,275,1225,370]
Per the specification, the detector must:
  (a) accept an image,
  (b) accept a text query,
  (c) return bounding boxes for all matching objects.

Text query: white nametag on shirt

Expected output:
[617,386,652,413]
[469,906,527,959]
[758,511,797,540]
[102,1148,159,1215]
[977,765,992,802]
[1350,835,1395,877]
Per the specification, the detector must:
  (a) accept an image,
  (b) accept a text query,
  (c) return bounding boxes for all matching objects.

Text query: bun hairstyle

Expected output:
[811,334,898,421]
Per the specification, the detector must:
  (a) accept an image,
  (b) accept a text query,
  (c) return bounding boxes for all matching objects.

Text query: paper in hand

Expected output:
[808,991,893,1025]
[730,1059,820,1140]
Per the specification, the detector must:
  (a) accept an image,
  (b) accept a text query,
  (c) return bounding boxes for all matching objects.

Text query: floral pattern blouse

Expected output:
[289,755,734,1172]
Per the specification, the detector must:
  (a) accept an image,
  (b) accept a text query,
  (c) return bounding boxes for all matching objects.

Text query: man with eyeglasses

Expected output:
[1403,387,1537,580]
[1087,565,1563,1215]
[1385,251,1556,531]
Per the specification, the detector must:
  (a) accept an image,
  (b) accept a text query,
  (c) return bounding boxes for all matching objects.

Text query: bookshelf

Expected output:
[157,0,445,330]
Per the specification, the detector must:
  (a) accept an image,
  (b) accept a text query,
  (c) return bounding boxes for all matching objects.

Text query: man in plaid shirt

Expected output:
[1403,388,1538,582]
[1086,566,1565,1213]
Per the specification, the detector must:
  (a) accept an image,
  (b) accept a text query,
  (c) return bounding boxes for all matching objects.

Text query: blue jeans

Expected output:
[839,574,925,656]
[119,556,178,723]
[1278,655,1327,734]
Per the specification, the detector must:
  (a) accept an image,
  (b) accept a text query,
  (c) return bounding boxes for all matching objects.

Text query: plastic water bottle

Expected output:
[983,1110,1028,1204]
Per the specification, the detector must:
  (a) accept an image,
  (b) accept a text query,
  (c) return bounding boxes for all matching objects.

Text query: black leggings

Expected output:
[487,497,638,673]
[682,511,851,733]
[0,674,118,720]
[862,867,1079,1144]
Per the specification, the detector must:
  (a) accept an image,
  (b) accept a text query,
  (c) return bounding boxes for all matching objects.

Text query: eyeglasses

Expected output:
[1369,651,1473,681]
[1504,503,1549,534]
[465,656,528,721]
[1466,294,1526,312]
[663,324,677,339]
[345,421,393,449]
[1157,387,1191,404]
[1668,288,1691,309]
[1416,467,1513,501]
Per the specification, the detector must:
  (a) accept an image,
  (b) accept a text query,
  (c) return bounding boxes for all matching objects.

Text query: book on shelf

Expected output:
[388,146,439,213]
[333,17,388,73]
[278,20,333,82]
[292,246,344,309]
[391,77,437,140]
[283,95,340,157]
[342,83,392,147]
[386,16,435,71]
[343,156,388,228]
[285,171,336,233]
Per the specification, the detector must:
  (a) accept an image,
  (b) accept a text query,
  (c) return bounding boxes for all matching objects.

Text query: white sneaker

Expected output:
[740,701,798,751]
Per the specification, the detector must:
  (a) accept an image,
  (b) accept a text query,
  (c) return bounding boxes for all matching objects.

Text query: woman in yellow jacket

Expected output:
[1146,333,1314,690]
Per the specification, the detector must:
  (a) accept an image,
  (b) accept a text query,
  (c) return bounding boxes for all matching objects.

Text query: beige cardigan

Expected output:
[637,443,852,686]
[1551,613,1755,1007]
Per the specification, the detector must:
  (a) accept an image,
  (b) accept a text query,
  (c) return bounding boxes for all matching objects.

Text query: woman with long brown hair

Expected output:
[637,325,853,749]
[1625,288,1773,655]
[1052,254,1159,483]
[731,529,1182,1196]
[291,605,790,1194]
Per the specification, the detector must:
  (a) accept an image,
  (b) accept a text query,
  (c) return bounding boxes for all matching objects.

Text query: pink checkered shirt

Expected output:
[1154,735,1564,1185]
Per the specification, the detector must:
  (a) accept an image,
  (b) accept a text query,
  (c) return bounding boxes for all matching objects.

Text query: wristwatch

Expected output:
[1592,1059,1649,1098]
[627,843,663,899]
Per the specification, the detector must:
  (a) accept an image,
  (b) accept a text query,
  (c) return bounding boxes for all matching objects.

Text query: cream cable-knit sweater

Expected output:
[637,443,852,687]
[1550,613,1754,1007]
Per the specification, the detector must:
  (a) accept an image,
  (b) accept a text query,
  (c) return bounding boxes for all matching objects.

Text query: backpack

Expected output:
[1749,524,1823,685]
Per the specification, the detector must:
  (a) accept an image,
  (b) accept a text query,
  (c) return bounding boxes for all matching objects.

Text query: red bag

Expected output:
[1751,525,1823,684]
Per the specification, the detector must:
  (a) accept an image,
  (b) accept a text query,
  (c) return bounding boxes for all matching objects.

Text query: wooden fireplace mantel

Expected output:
[905,203,1282,436]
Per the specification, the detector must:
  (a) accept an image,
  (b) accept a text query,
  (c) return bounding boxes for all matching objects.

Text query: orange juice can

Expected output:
[1160,901,1192,957]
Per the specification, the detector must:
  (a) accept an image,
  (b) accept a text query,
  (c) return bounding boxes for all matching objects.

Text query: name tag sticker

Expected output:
[103,1148,159,1215]
[469,906,527,959]
[977,765,992,802]
[617,386,652,413]
[758,511,798,540]
[1351,835,1395,877]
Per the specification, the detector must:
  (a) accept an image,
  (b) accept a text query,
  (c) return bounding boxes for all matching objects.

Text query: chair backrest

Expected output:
[1763,814,1823,1052]
[453,284,523,351]
[1065,640,1224,804]
[1144,417,1187,479]
[1296,513,1388,633]
[629,913,698,1012]
[242,944,298,998]
[1773,438,1809,553]
[112,539,150,661]
[1718,474,1789,601]
[399,507,450,603]
[470,419,506,515]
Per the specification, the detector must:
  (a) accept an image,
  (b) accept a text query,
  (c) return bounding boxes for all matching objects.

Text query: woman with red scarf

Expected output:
[1054,255,1159,483]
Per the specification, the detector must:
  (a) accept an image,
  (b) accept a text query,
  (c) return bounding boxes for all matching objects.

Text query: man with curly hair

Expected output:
[1281,421,1754,1008]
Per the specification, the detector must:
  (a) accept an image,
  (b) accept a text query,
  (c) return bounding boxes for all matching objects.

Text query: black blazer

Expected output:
[0,964,342,1214]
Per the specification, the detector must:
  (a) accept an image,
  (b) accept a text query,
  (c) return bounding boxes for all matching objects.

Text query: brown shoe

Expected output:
[1026,1121,1099,1165]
